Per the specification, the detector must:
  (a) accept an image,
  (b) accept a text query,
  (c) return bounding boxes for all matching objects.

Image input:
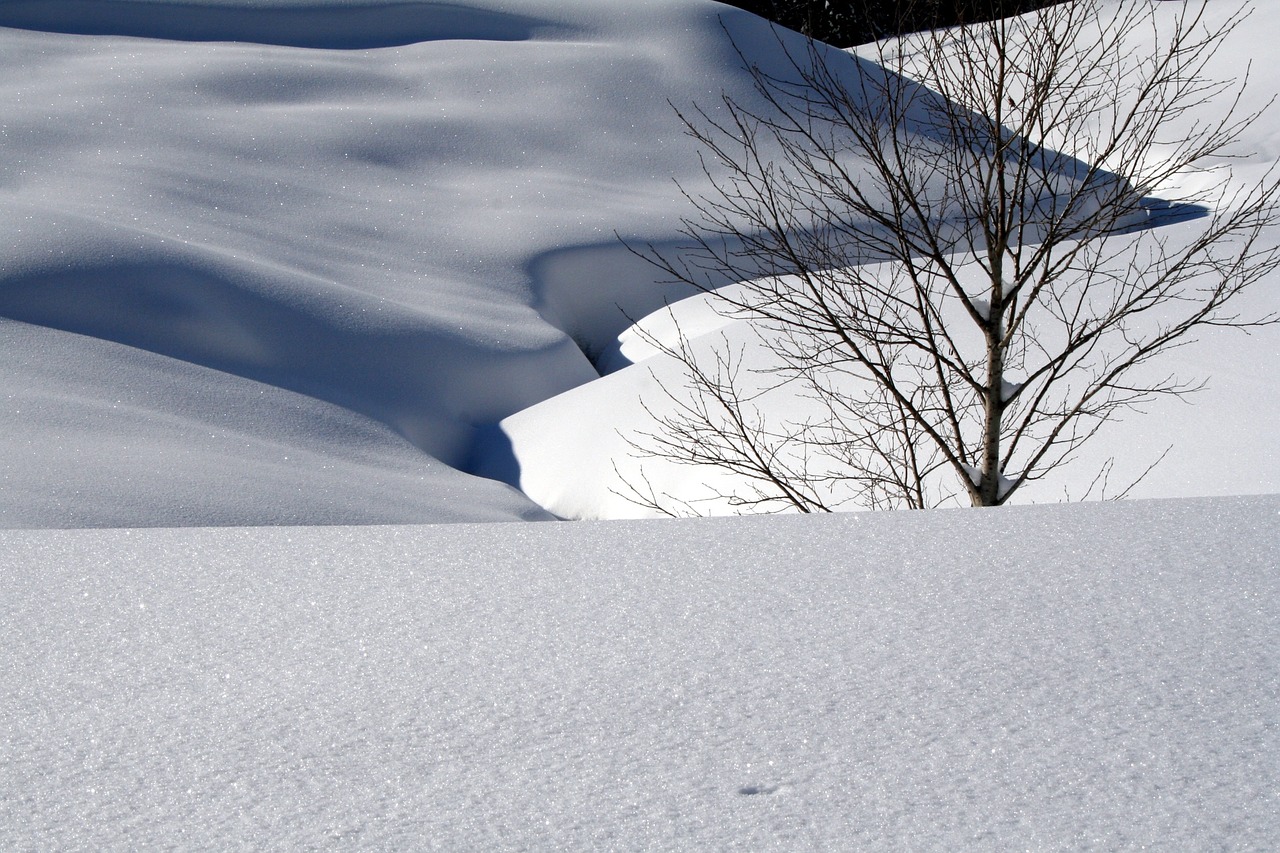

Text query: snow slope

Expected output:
[3,494,1276,849]
[0,316,552,525]
[0,0,806,525]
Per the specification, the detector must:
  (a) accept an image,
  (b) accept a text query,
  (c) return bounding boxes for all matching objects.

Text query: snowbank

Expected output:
[0,0,1160,525]
[0,317,552,526]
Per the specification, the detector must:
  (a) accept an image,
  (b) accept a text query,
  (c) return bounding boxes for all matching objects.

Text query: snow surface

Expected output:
[3,494,1277,849]
[2,3,1276,847]
[0,316,553,525]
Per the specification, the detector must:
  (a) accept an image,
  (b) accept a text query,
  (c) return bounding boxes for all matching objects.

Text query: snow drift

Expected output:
[0,0,759,524]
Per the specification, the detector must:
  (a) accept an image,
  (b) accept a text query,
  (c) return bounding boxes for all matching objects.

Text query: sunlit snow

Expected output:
[497,0,1280,520]
[3,496,1276,849]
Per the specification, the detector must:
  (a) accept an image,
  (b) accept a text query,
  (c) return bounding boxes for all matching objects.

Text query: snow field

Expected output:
[0,5,1275,848]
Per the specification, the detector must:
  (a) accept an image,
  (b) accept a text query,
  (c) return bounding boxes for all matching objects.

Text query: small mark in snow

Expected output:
[738,784,779,796]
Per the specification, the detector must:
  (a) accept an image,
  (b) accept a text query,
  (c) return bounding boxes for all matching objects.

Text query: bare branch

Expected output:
[617,0,1278,514]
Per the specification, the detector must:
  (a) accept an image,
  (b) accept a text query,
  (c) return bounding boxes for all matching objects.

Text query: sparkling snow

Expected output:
[3,496,1276,849]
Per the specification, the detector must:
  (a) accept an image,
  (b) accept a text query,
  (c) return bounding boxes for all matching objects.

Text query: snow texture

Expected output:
[0,3,1275,846]
[2,495,1276,850]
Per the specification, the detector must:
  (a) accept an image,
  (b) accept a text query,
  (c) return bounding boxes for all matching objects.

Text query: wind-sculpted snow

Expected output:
[2,496,1276,847]
[0,251,580,464]
[0,0,1106,525]
[0,0,763,524]
[497,1,1280,520]
[0,317,554,526]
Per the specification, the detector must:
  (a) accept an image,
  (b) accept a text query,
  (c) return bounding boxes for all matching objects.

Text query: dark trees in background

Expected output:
[722,0,1067,46]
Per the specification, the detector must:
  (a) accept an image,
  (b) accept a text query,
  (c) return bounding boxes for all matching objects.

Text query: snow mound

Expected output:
[0,0,766,525]
[0,317,553,526]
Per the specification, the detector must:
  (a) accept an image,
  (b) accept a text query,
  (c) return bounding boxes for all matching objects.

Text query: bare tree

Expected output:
[619,0,1279,513]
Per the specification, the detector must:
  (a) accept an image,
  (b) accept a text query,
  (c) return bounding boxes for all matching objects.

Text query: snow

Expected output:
[2,0,1274,524]
[0,317,552,526]
[3,494,1277,849]
[2,1,1277,846]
